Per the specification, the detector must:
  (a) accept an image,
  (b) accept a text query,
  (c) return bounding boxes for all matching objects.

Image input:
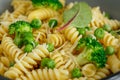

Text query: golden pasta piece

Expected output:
[50,51,65,69]
[0,62,8,76]
[90,64,110,80]
[33,27,47,44]
[89,7,120,30]
[64,27,80,44]
[28,8,58,21]
[11,0,32,10]
[82,63,97,77]
[0,56,10,67]
[47,33,65,48]
[12,4,27,18]
[99,31,119,50]
[107,54,120,73]
[4,45,49,79]
[15,68,69,80]
[69,77,87,80]
[1,36,23,61]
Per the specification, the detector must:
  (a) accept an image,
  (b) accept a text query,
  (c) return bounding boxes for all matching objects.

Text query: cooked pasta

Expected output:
[0,0,120,80]
[28,8,59,21]
[107,54,120,73]
[89,7,120,30]
[15,68,69,80]
[81,63,97,77]
[64,27,80,44]
[1,36,23,61]
[4,45,49,79]
[90,64,111,80]
[47,33,65,47]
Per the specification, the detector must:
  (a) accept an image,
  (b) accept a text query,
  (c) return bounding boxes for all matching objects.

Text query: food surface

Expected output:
[0,0,120,80]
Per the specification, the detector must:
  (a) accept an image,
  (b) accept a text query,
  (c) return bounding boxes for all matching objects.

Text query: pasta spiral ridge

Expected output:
[64,27,80,44]
[33,27,47,44]
[99,31,119,50]
[4,45,49,79]
[0,62,8,76]
[107,54,120,73]
[50,51,65,69]
[28,8,58,21]
[47,33,65,47]
[1,36,23,61]
[90,64,110,80]
[15,68,69,80]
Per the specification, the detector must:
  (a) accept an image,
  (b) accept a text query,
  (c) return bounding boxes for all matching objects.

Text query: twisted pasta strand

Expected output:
[107,54,120,73]
[47,33,65,47]
[4,45,49,79]
[15,68,69,80]
[90,64,110,79]
[28,8,58,21]
[99,31,119,50]
[33,27,47,44]
[64,27,80,44]
[1,36,23,61]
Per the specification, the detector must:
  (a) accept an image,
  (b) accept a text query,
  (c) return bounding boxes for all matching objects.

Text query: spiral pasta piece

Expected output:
[28,8,58,21]
[33,27,47,44]
[59,0,66,7]
[15,68,69,80]
[1,36,23,61]
[0,56,10,67]
[64,27,80,44]
[4,45,49,79]
[12,4,27,18]
[0,62,8,76]
[89,7,120,30]
[11,0,32,10]
[89,64,110,80]
[81,63,97,77]
[107,54,120,73]
[99,31,119,50]
[50,51,65,69]
[47,33,65,47]
[69,77,87,80]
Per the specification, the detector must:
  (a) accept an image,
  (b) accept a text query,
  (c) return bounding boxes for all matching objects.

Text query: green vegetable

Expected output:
[105,46,115,55]
[104,12,111,19]
[94,28,105,39]
[24,44,34,53]
[9,21,32,33]
[71,68,82,78]
[59,2,92,30]
[77,28,86,35]
[9,62,15,67]
[41,58,55,69]
[47,43,54,52]
[30,19,42,29]
[49,19,58,28]
[76,36,107,68]
[31,0,63,10]
[103,24,111,32]
[8,20,37,52]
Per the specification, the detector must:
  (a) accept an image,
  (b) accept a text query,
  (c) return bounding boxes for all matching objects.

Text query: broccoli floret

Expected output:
[31,0,63,10]
[41,58,55,69]
[9,21,32,34]
[24,44,34,53]
[71,68,82,78]
[47,43,54,52]
[30,19,42,29]
[76,36,107,68]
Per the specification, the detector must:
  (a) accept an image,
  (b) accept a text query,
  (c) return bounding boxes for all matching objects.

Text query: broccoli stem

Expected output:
[76,47,93,65]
